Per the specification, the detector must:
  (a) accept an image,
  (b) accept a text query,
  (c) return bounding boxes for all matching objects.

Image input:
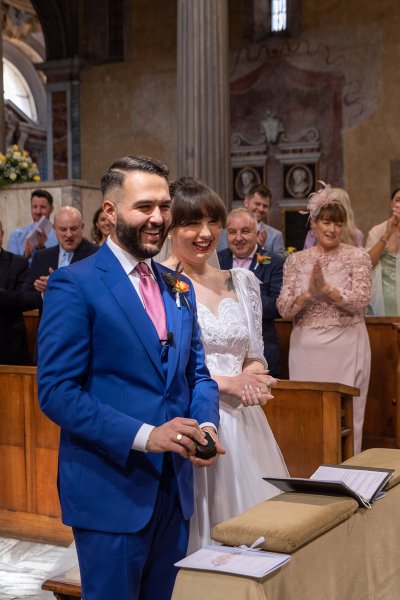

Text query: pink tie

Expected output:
[234,257,252,268]
[135,262,168,341]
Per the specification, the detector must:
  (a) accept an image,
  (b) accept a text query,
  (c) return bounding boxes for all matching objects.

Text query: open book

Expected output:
[265,464,394,508]
[175,545,290,579]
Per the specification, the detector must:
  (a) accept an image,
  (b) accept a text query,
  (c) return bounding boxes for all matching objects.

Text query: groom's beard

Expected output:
[115,213,168,260]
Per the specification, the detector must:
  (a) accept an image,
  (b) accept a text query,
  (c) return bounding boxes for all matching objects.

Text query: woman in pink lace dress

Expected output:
[277,184,372,454]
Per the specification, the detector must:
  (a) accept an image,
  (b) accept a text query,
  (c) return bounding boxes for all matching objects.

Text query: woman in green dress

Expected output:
[366,188,400,316]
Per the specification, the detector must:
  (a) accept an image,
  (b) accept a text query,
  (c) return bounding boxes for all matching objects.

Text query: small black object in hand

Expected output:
[195,431,217,460]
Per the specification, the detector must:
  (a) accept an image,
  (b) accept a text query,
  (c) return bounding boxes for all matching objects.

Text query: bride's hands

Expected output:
[233,371,276,406]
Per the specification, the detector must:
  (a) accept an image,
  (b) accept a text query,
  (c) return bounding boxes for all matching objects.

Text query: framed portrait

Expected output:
[232,165,265,200]
[284,163,316,199]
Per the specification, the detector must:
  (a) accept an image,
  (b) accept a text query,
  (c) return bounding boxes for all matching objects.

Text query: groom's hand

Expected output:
[146,417,209,457]
[190,427,225,469]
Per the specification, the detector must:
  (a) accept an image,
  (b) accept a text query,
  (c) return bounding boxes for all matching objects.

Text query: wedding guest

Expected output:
[218,184,284,257]
[0,220,30,364]
[277,183,372,454]
[164,177,288,552]
[218,207,284,377]
[7,189,57,261]
[21,206,98,312]
[90,206,111,245]
[304,187,363,249]
[365,188,400,315]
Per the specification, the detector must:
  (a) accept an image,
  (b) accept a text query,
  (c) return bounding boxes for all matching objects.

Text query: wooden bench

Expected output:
[41,579,81,599]
[263,380,355,477]
[276,317,400,450]
[0,365,72,545]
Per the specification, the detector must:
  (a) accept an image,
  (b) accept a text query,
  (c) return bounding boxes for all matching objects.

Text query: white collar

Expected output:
[106,236,154,276]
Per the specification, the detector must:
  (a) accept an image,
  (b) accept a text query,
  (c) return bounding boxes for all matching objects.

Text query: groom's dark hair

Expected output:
[101,155,169,197]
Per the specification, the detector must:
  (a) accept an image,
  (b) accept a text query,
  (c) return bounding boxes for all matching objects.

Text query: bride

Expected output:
[163,177,288,552]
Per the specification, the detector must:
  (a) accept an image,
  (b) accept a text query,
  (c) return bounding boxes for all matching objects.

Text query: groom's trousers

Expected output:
[73,455,189,600]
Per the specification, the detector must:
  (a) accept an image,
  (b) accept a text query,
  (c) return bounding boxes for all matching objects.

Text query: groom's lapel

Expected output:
[152,262,183,390]
[96,246,164,380]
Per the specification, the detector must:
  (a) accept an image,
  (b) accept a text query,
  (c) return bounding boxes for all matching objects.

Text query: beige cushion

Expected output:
[341,448,400,490]
[211,492,358,553]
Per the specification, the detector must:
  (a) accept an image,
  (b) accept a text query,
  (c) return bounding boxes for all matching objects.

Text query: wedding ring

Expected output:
[176,433,183,442]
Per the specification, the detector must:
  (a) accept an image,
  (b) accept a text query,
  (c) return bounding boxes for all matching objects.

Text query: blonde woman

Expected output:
[304,187,363,249]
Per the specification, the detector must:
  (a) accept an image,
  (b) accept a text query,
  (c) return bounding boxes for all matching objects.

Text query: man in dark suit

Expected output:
[0,220,30,364]
[20,206,98,363]
[21,205,98,311]
[218,207,284,377]
[37,155,222,600]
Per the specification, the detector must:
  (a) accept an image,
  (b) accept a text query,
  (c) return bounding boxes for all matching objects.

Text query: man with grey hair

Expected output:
[218,207,284,377]
[19,206,98,362]
[21,205,98,304]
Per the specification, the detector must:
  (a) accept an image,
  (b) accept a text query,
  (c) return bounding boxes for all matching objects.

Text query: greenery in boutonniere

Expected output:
[254,253,271,270]
[162,263,190,307]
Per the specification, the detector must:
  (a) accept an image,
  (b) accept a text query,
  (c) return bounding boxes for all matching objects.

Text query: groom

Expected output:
[37,155,223,600]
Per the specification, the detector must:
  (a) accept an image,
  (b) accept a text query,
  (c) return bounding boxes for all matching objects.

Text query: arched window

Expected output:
[3,57,38,122]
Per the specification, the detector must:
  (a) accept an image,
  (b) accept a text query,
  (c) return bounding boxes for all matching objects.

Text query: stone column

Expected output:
[177,0,231,205]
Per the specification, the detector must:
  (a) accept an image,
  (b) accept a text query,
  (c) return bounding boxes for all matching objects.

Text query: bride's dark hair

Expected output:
[169,176,226,230]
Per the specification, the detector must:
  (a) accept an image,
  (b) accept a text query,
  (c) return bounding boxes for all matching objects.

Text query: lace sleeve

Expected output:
[338,249,372,313]
[276,253,303,318]
[232,268,267,368]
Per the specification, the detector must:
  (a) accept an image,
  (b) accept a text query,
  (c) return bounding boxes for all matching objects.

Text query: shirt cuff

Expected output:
[132,423,155,452]
[200,421,217,432]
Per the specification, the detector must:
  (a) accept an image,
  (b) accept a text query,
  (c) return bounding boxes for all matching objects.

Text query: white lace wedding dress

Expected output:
[187,268,288,553]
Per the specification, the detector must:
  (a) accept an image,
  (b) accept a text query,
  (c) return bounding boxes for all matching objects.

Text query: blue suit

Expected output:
[37,243,219,599]
[218,246,284,377]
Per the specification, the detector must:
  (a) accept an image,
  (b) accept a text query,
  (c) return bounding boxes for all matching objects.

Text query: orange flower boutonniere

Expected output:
[162,263,190,307]
[254,253,271,270]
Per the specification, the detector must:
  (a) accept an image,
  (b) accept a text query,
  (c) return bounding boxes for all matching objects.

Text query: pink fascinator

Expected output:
[306,181,338,220]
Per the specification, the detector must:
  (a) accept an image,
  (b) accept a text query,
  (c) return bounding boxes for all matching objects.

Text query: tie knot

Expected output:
[135,262,151,277]
[235,257,252,267]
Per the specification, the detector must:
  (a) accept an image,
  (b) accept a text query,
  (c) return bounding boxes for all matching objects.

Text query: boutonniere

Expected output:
[254,253,271,270]
[162,263,190,308]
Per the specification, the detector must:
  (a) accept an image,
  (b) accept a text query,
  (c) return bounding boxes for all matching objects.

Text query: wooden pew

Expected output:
[275,317,400,451]
[23,309,39,364]
[263,380,356,477]
[0,365,72,545]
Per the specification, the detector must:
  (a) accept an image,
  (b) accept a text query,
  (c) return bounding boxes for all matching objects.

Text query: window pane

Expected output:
[3,58,37,122]
[271,0,287,32]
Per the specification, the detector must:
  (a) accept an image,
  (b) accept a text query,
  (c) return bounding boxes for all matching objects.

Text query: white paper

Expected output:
[310,466,389,502]
[175,545,290,578]
[25,216,53,243]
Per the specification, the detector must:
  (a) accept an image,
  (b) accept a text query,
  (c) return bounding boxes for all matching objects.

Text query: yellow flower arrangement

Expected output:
[0,144,41,187]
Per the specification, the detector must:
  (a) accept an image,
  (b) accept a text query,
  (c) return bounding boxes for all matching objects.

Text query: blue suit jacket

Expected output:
[37,243,219,533]
[218,246,283,377]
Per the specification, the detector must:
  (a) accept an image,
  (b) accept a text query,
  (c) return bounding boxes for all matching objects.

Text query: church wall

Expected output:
[79,0,178,186]
[76,0,400,239]
[228,0,400,238]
